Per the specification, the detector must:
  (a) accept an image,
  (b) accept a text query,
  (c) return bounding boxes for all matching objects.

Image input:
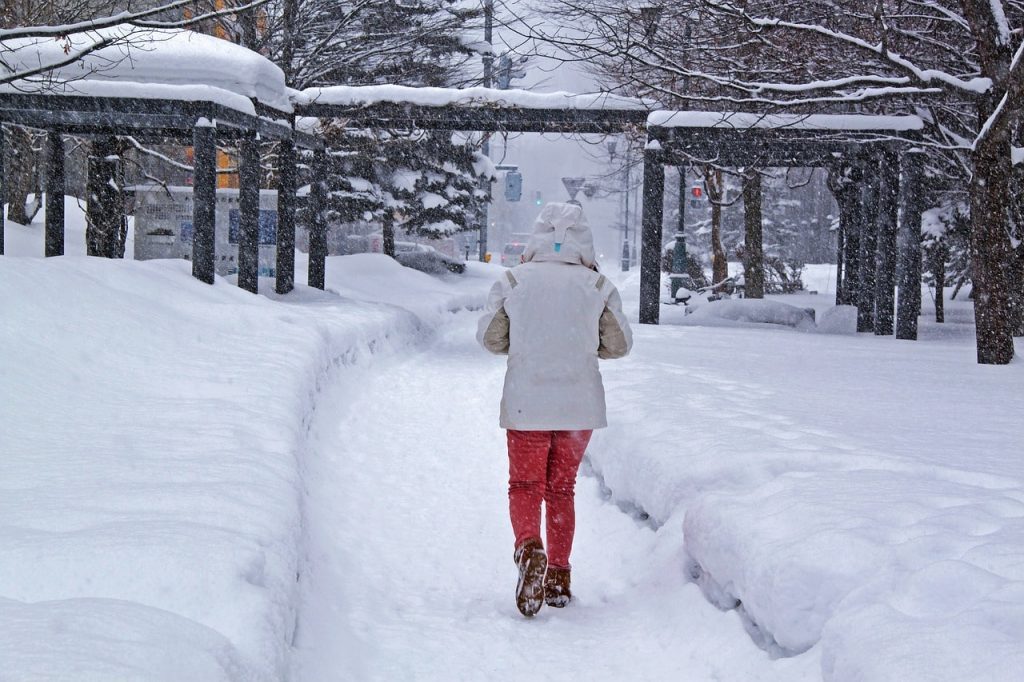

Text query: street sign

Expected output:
[504,171,523,202]
[561,176,587,201]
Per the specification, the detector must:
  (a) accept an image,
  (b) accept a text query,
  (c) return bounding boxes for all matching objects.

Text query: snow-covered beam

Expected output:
[295,86,650,134]
[296,85,651,111]
[0,93,319,149]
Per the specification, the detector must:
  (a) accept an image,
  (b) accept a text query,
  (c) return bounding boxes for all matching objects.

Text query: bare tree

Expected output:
[522,0,1024,363]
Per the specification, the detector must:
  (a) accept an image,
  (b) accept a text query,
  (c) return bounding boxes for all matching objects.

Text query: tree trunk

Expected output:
[6,127,39,226]
[933,240,948,324]
[86,136,126,258]
[1009,118,1024,336]
[742,171,764,298]
[969,130,1015,363]
[382,212,396,257]
[705,167,728,284]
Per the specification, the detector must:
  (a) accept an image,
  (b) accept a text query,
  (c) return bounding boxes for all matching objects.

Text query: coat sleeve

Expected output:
[477,279,512,354]
[598,282,633,360]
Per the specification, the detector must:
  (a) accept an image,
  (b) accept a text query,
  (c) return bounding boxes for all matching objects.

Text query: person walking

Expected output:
[477,202,633,617]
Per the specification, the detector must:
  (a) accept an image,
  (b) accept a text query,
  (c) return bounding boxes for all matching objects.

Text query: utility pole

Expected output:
[622,148,631,272]
[478,0,493,262]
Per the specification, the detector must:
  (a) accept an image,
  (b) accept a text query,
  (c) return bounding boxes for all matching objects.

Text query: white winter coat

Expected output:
[477,203,633,430]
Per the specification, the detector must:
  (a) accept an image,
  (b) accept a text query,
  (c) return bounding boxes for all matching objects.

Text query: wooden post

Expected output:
[275,139,296,294]
[192,121,217,284]
[238,133,260,293]
[307,150,328,290]
[0,125,5,256]
[45,131,65,257]
[856,155,879,332]
[742,171,765,299]
[896,150,924,340]
[639,145,665,324]
[874,147,899,335]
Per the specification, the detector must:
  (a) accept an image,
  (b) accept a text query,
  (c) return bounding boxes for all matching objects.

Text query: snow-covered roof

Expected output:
[648,111,924,132]
[295,85,651,111]
[1,28,291,114]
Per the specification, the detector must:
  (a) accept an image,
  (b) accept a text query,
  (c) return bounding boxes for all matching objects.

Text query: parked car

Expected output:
[393,241,466,274]
[501,241,527,267]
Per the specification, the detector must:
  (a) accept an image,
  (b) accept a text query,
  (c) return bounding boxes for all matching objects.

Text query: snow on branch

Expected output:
[972,35,1024,149]
[0,0,270,87]
[647,111,924,132]
[727,8,993,95]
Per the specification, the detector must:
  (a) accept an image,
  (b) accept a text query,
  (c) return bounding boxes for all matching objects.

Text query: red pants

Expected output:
[507,429,593,570]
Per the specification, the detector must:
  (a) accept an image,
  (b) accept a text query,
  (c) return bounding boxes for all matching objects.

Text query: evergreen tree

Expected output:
[274,0,491,249]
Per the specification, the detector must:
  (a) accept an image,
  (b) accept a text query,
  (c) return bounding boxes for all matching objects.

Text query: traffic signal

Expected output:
[690,185,703,209]
[534,190,543,206]
[504,171,522,202]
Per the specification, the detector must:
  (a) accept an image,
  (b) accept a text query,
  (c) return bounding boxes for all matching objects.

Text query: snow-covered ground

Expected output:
[4,214,1022,681]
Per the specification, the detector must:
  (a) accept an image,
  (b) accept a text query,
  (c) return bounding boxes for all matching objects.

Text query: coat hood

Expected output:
[523,202,596,268]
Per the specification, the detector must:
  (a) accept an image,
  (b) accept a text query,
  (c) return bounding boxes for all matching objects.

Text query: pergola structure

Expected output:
[0,91,322,294]
[1,31,930,343]
[639,111,926,339]
[0,28,325,294]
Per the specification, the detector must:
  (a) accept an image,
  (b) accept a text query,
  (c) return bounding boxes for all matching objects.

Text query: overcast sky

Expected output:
[482,1,637,265]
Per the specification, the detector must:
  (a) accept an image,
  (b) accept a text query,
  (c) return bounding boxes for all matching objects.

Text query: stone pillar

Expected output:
[307,150,329,290]
[191,121,217,284]
[639,145,665,325]
[275,139,297,294]
[896,150,925,340]
[856,155,880,332]
[874,146,900,335]
[45,131,65,258]
[238,134,260,293]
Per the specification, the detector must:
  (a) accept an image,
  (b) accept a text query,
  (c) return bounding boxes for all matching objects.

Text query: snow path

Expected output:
[290,313,818,681]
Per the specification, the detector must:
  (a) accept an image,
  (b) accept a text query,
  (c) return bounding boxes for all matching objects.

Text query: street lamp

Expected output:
[607,138,631,272]
[670,168,690,298]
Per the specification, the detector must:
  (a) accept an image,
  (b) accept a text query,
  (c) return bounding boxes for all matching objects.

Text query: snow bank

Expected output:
[686,469,1024,666]
[4,195,133,258]
[684,298,817,331]
[589,278,1024,680]
[0,252,490,679]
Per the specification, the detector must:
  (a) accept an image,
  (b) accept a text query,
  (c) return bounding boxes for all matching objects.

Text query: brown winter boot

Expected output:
[544,566,571,608]
[513,537,547,617]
